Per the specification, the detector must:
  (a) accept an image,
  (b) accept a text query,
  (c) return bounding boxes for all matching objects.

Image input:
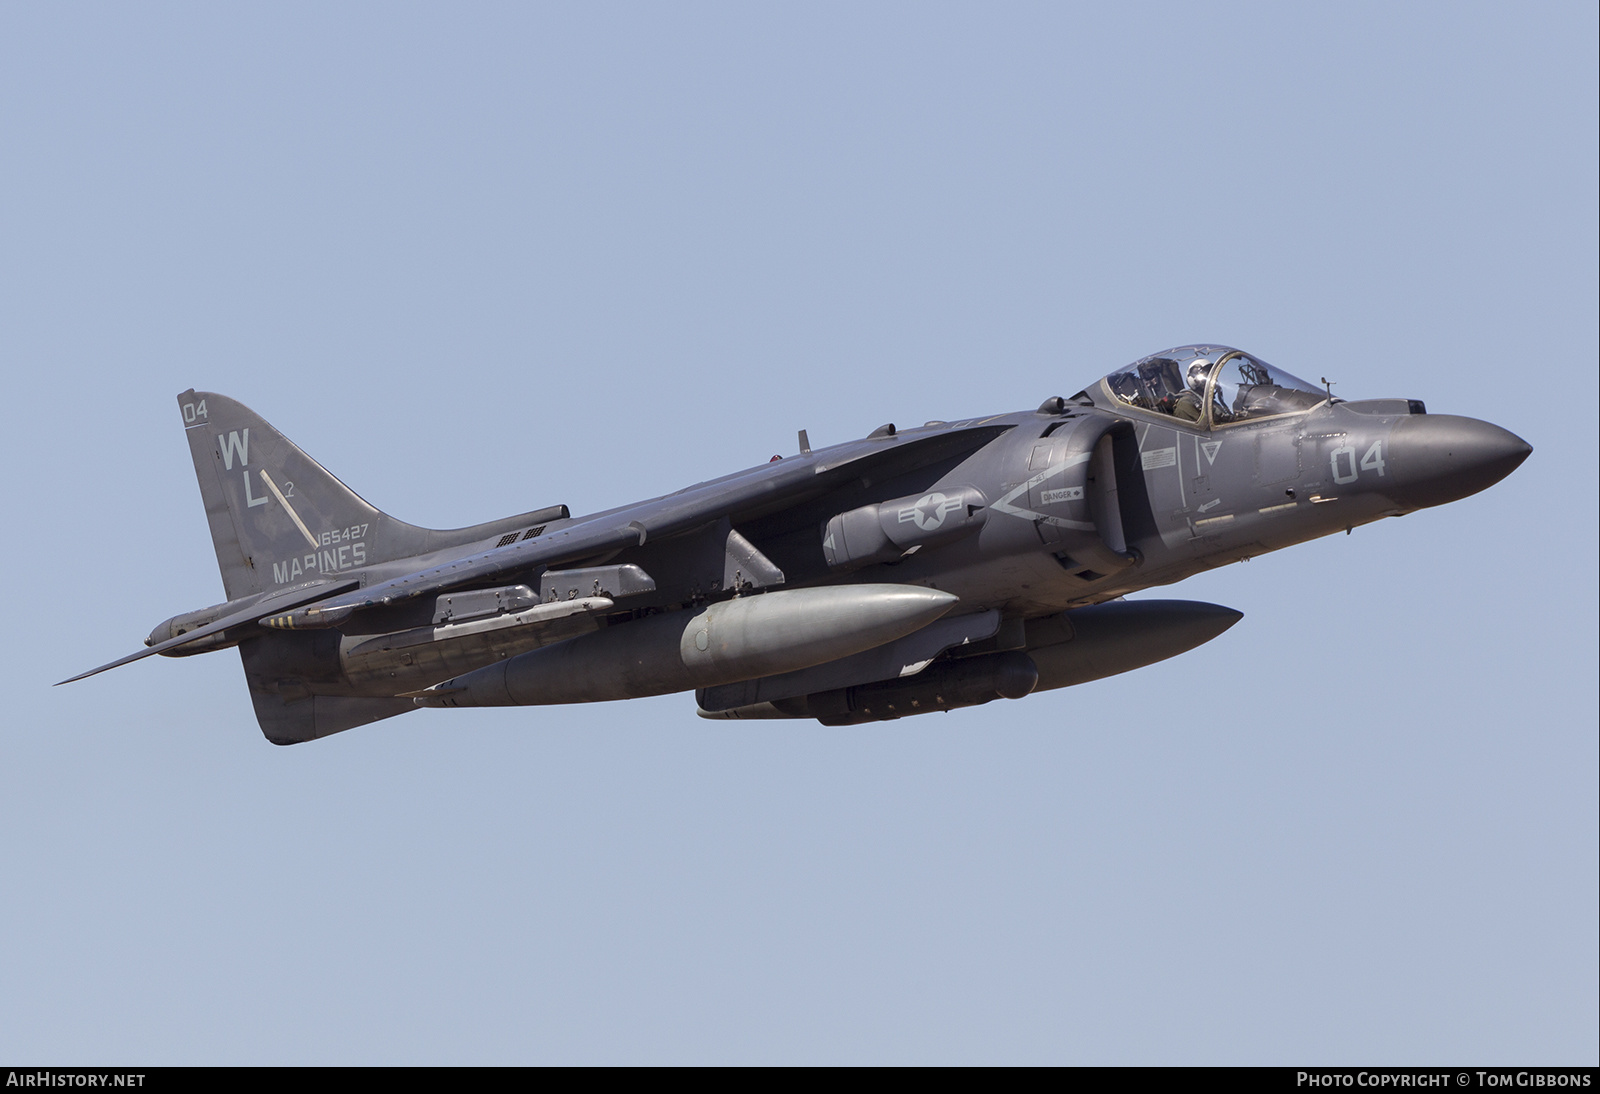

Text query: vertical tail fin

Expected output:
[178,390,568,601]
[179,390,424,600]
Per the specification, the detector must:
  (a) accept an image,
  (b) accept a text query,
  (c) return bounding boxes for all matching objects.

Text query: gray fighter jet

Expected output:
[61,346,1531,744]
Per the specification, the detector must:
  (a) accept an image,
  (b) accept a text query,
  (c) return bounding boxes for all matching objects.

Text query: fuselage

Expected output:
[325,380,1526,704]
[814,392,1528,618]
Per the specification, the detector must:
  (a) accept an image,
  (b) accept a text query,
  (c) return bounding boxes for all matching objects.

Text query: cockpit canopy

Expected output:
[1092,345,1329,427]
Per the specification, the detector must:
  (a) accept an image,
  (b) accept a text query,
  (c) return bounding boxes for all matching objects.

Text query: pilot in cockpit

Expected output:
[1112,356,1208,422]
[1104,346,1329,426]
[1167,359,1207,422]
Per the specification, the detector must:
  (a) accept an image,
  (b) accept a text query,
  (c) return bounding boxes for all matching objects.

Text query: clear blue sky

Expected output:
[2,1,1595,1064]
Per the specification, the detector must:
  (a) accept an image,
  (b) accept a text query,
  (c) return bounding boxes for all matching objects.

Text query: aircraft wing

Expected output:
[261,422,1013,627]
[63,421,1012,677]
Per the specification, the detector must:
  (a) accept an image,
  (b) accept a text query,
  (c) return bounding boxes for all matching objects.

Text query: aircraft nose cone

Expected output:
[1385,414,1532,510]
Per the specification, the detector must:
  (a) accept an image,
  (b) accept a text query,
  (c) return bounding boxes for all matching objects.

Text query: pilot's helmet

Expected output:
[1185,358,1212,393]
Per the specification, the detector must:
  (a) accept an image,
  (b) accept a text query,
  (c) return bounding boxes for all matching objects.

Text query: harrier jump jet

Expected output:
[61,346,1530,744]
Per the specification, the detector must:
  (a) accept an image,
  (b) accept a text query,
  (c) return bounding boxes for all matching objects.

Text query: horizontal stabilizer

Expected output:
[57,579,358,685]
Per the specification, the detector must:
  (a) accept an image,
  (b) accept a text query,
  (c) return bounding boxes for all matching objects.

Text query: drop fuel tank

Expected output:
[414,584,960,707]
[701,598,1242,724]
